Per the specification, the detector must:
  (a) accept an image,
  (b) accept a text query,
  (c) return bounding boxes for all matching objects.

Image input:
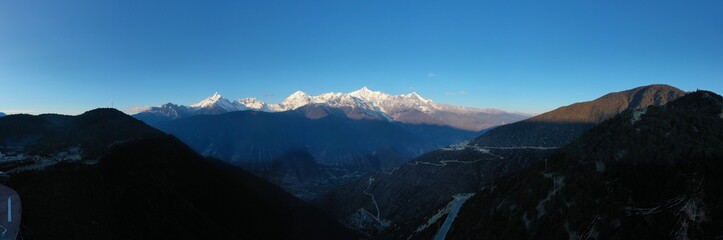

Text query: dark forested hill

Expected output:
[0,109,360,239]
[445,90,723,239]
[0,108,163,158]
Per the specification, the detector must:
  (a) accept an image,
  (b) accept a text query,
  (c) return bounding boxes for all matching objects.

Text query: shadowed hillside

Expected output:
[0,108,163,158]
[445,90,723,239]
[314,85,690,238]
[8,135,361,240]
[0,109,360,240]
[472,84,685,147]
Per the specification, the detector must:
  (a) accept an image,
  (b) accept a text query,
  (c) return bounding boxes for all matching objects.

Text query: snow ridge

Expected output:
[137,87,522,129]
[159,87,507,116]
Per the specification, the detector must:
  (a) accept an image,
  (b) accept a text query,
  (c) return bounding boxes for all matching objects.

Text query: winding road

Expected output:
[359,145,505,228]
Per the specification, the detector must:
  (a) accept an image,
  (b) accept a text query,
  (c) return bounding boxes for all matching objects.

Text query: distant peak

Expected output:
[290,90,308,96]
[281,90,312,107]
[200,92,224,101]
[191,92,228,108]
[406,91,424,99]
[352,86,376,93]
[349,86,388,102]
[285,91,311,102]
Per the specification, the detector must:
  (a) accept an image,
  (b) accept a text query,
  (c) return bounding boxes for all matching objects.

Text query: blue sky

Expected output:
[1,0,721,115]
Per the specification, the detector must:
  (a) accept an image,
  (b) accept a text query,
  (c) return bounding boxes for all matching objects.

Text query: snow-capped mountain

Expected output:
[134,87,529,130]
[349,87,436,114]
[269,90,379,112]
[237,97,269,110]
[190,92,239,111]
[190,92,272,113]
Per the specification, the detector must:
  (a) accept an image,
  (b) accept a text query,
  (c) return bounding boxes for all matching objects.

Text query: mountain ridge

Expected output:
[134,87,529,131]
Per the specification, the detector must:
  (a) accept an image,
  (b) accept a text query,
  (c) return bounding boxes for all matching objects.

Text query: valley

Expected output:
[135,88,523,200]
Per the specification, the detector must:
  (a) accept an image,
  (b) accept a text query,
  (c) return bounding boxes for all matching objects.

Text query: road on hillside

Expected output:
[0,184,20,240]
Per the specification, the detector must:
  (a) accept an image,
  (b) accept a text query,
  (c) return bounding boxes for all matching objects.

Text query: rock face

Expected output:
[313,84,689,237]
[440,90,723,239]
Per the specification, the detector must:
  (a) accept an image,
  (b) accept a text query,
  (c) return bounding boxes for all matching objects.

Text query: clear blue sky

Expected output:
[1,0,721,115]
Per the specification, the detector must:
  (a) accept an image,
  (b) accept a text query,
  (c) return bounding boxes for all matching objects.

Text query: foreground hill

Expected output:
[0,108,163,158]
[314,84,688,237]
[0,109,359,239]
[442,90,723,239]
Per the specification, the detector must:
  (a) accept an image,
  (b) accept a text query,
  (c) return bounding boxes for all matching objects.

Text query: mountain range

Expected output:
[134,87,528,131]
[314,84,688,237]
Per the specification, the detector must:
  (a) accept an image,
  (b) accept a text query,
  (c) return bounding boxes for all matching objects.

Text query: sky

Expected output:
[0,0,721,115]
